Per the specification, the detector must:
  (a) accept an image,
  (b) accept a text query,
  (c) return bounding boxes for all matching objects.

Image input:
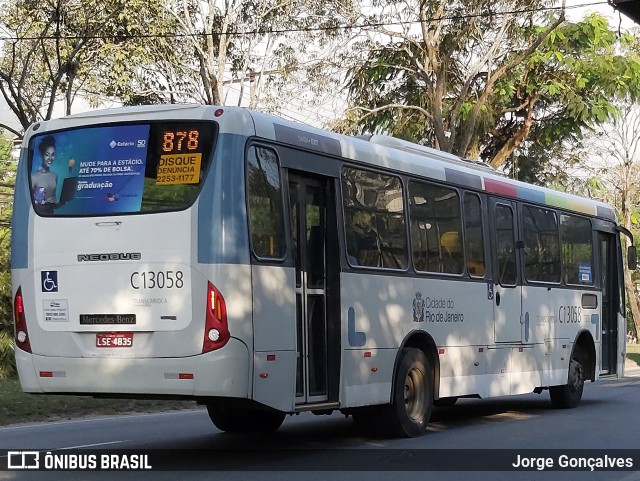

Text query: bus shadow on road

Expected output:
[429,397,553,430]
[136,392,613,453]
[129,397,603,470]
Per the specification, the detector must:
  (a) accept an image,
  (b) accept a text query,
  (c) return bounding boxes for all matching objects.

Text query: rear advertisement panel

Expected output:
[29,121,215,216]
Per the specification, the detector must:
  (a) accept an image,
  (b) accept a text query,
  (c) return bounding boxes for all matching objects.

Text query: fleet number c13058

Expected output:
[558,305,582,323]
[130,270,184,290]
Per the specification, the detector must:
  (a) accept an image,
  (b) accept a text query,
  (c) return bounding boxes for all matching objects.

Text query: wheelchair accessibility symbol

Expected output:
[41,271,58,292]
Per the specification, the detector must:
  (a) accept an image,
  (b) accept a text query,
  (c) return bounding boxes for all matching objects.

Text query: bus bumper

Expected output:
[15,338,250,398]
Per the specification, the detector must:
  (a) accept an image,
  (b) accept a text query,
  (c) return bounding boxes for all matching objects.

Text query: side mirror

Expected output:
[629,245,637,270]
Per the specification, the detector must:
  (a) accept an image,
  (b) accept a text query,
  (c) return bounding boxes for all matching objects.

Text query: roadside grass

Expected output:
[627,343,640,367]
[0,379,198,426]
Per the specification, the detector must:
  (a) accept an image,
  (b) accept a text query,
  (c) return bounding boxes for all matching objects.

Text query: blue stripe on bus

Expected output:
[11,149,30,269]
[348,307,367,347]
[591,314,600,341]
[197,133,250,265]
[516,186,546,205]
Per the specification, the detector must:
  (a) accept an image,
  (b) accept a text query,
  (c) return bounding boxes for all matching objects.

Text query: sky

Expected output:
[0,0,636,136]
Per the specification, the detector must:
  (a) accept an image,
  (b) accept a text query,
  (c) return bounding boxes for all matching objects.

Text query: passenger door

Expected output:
[288,172,340,405]
[599,232,620,375]
[490,199,523,343]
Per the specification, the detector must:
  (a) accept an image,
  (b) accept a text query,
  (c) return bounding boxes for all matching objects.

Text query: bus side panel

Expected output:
[11,147,31,270]
[545,340,571,386]
[197,132,250,266]
[251,265,296,412]
[438,346,489,398]
[253,351,296,411]
[340,273,495,404]
[341,273,494,349]
[437,345,545,397]
[341,271,599,402]
[523,286,600,387]
[342,348,394,407]
[509,345,542,395]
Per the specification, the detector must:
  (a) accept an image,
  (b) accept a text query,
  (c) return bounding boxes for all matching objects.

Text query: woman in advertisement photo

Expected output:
[31,135,58,214]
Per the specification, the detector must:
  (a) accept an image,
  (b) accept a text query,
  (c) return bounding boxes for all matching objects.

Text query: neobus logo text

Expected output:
[77,253,141,262]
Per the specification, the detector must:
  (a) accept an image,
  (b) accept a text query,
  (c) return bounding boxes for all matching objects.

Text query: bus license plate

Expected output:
[96,332,133,348]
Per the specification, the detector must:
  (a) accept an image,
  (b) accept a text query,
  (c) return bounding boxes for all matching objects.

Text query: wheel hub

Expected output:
[404,367,425,422]
[568,359,584,393]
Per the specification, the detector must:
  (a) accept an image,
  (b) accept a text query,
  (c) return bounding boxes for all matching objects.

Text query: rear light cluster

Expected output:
[14,287,32,353]
[14,283,229,355]
[203,282,230,353]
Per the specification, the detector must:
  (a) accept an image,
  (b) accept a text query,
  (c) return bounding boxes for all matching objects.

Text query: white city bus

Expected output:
[12,105,635,437]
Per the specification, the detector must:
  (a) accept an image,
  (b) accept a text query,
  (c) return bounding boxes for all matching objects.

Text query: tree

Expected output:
[0,0,174,135]
[158,0,358,114]
[574,102,640,340]
[342,1,640,172]
[0,132,15,379]
[484,16,640,171]
[80,1,185,107]
[0,0,359,128]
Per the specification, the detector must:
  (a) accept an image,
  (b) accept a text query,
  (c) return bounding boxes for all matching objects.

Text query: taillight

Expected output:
[14,287,32,353]
[203,282,230,353]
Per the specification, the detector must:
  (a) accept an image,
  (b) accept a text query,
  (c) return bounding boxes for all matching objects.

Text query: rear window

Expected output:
[28,121,216,216]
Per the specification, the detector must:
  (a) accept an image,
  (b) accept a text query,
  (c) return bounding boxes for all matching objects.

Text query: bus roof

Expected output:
[25,104,617,222]
[248,109,616,222]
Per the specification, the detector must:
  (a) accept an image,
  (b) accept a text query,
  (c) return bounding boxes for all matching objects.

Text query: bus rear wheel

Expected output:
[206,400,286,433]
[380,347,433,437]
[549,346,585,409]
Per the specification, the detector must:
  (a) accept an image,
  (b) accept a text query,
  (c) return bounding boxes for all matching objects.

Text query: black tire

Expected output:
[380,347,433,437]
[351,407,383,436]
[206,400,286,433]
[549,346,585,409]
[250,410,286,433]
[206,401,238,432]
[433,397,458,407]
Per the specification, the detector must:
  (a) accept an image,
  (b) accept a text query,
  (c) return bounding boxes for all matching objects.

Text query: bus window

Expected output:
[246,146,286,259]
[495,204,517,286]
[522,205,561,283]
[463,193,485,277]
[560,214,594,285]
[342,167,407,269]
[408,180,463,274]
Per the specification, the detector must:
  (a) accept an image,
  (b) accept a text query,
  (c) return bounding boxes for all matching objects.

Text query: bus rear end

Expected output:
[11,106,252,400]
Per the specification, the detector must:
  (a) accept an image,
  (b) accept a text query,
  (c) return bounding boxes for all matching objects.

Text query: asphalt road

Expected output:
[1,367,639,481]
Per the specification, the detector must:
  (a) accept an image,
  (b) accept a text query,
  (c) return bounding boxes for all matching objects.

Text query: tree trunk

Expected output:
[622,174,640,340]
[489,96,535,169]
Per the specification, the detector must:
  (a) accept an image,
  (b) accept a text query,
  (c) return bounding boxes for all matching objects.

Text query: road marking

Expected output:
[0,409,204,432]
[58,440,128,450]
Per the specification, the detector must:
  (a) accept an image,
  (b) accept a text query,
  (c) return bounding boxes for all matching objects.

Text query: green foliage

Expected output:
[485,15,640,173]
[0,231,14,380]
[631,204,640,227]
[0,0,177,129]
[0,0,358,125]
[343,2,640,177]
[157,0,358,110]
[0,133,15,379]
